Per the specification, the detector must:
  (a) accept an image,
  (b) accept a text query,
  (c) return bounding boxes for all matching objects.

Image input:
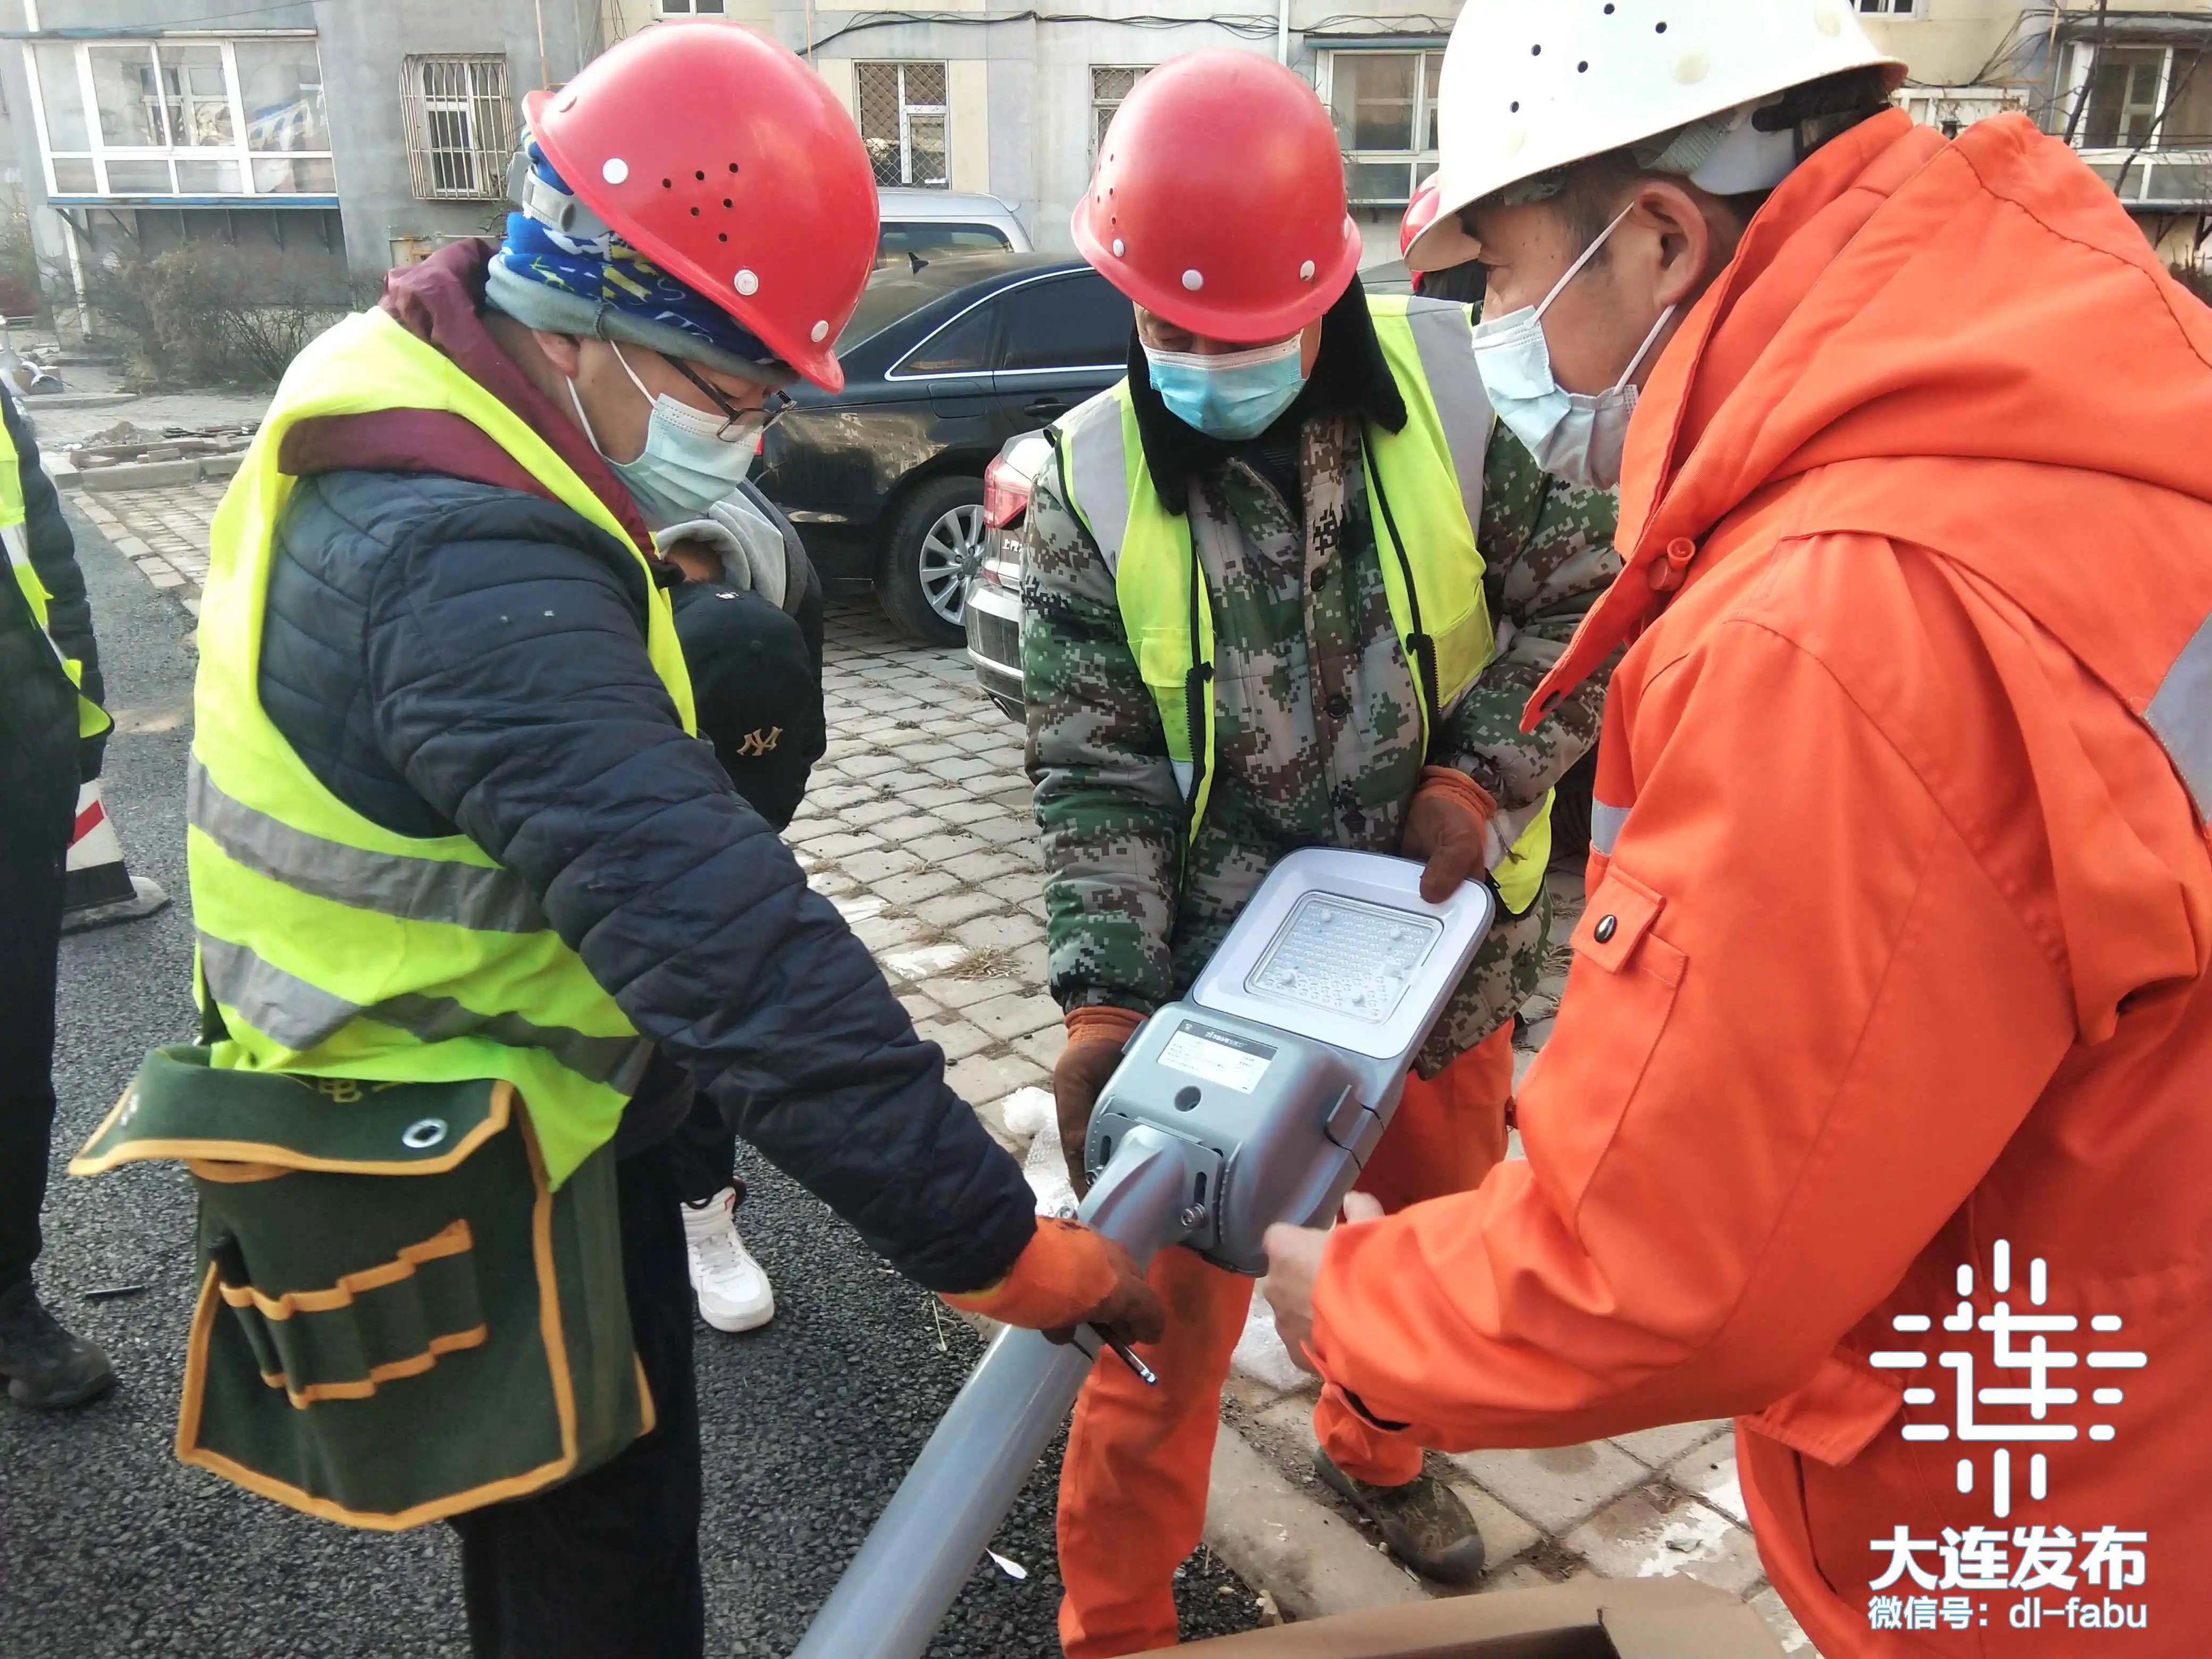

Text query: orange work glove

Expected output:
[1053,1006,1144,1195]
[941,1217,1167,1345]
[1401,766,1497,903]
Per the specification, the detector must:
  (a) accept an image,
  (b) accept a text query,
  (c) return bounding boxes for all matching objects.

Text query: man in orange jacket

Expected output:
[1261,4,2212,1656]
[1029,51,1619,1658]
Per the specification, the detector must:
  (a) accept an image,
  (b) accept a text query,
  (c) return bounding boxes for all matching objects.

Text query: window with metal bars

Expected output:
[400,54,516,201]
[855,62,948,188]
[1091,65,1146,160]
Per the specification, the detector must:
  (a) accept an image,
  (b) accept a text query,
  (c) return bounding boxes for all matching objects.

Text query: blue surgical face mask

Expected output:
[568,341,767,527]
[1143,336,1308,442]
[1470,204,1675,492]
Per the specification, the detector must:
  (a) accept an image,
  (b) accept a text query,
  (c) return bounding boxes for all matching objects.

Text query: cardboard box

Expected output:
[1135,1577,1788,1659]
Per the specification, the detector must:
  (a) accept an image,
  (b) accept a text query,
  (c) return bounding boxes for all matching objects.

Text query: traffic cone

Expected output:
[62,778,169,933]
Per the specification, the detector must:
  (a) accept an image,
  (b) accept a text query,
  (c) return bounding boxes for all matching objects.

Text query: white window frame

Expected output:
[1854,0,1925,20]
[857,61,949,190]
[21,32,333,202]
[2060,39,2168,152]
[1900,85,2026,138]
[2058,39,2212,205]
[657,0,727,13]
[1318,48,1443,208]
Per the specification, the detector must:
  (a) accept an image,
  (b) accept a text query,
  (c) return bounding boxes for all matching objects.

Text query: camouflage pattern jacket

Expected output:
[1023,289,1619,1073]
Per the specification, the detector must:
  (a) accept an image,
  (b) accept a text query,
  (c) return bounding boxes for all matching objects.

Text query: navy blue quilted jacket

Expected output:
[242,248,1034,1294]
[3,387,106,780]
[257,468,1033,1294]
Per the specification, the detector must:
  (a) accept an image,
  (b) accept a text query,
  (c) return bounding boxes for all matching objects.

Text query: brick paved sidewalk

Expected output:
[779,607,1817,1656]
[792,608,1065,1124]
[72,484,223,615]
[76,477,1820,1655]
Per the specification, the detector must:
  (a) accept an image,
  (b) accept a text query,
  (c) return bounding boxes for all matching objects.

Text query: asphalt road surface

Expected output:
[0,505,1262,1658]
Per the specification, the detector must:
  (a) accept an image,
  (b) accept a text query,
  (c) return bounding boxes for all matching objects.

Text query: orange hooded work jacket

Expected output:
[1306,110,2212,1656]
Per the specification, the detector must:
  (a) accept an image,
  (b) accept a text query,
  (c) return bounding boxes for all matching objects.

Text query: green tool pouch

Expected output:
[71,1045,652,1531]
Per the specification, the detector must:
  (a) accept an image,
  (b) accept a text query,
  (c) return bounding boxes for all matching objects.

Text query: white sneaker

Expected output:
[681,1188,775,1333]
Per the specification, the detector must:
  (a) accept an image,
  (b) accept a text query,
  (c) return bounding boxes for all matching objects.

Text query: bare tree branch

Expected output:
[2063,0,2112,146]
[2112,45,2208,200]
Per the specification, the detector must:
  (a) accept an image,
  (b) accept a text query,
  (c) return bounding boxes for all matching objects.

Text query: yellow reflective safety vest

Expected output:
[1054,294,1552,915]
[1,397,111,740]
[189,308,698,1187]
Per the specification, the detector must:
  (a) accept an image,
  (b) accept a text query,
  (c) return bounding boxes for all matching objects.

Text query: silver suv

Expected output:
[965,430,1050,720]
[877,190,1032,269]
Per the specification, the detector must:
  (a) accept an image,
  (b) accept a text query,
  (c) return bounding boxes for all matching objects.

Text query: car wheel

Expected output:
[878,475,985,646]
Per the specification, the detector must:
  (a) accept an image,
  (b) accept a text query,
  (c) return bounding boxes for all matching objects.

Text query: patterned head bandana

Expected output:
[485,137,791,383]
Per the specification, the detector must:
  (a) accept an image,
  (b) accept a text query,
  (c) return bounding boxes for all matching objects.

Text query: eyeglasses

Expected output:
[669,357,792,443]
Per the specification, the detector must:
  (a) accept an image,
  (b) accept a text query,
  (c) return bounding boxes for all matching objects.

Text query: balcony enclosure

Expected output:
[26,36,333,200]
[2057,27,2212,211]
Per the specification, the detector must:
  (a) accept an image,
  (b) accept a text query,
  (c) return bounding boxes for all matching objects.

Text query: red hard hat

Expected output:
[1073,51,1361,342]
[525,24,877,391]
[1401,175,1443,275]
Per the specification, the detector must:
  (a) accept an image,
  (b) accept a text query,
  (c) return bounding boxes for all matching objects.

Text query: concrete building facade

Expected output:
[604,0,1458,272]
[1857,1,2212,262]
[600,1,2211,272]
[2,0,2203,326]
[0,0,601,313]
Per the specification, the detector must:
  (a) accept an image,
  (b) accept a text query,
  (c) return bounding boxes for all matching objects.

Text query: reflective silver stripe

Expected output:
[189,760,548,934]
[1060,396,1133,575]
[200,932,651,1090]
[199,932,361,1052]
[1402,298,1494,524]
[1169,758,1195,800]
[371,993,653,1092]
[2146,607,2212,824]
[1590,800,1630,858]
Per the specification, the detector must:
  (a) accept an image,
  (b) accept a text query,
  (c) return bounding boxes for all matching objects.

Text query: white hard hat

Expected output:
[1410,0,1904,271]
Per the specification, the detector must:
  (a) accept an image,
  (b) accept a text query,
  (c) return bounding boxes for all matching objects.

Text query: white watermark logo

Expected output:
[1861,1241,2148,1636]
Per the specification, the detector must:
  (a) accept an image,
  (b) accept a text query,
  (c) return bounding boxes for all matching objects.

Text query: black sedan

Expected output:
[752,252,1133,643]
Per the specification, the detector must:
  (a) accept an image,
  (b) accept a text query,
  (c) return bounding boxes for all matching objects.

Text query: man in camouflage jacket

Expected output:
[1024,275,1619,1656]
[1026,281,1616,1082]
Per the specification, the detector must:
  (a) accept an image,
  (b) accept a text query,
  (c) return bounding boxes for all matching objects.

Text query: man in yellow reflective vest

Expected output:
[1023,51,1620,1658]
[0,384,117,1412]
[183,27,1160,1657]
